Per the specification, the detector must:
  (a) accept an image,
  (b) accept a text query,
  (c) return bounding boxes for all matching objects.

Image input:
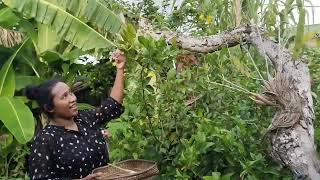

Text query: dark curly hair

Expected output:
[25,79,62,118]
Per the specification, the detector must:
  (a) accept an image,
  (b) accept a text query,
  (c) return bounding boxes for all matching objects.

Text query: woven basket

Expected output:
[92,159,159,180]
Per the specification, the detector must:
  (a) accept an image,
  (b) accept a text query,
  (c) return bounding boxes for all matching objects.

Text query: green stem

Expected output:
[243,46,265,81]
[207,80,251,94]
[222,77,252,94]
[5,155,8,178]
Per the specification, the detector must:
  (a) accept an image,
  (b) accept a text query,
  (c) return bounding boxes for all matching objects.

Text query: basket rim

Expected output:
[92,159,159,179]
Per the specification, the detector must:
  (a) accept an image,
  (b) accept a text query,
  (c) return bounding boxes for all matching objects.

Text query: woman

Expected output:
[26,50,126,180]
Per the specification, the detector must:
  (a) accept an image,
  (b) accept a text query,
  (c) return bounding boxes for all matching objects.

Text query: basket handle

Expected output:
[107,163,137,174]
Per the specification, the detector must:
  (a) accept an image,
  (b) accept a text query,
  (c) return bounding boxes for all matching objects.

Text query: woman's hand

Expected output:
[80,172,103,180]
[102,129,112,140]
[111,50,126,70]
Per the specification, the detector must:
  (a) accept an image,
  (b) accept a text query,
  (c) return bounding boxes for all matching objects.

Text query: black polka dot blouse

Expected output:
[28,97,124,180]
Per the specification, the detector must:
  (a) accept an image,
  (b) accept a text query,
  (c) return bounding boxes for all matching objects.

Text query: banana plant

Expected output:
[0,0,124,144]
[3,0,123,51]
[0,39,35,144]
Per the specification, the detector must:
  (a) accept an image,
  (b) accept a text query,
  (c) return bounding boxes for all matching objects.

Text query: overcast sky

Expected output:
[124,0,320,25]
[303,0,320,25]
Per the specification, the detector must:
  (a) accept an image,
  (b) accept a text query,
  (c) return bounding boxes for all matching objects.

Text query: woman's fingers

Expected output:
[110,50,126,70]
[111,50,125,61]
[81,172,102,180]
[102,129,112,139]
[93,172,103,180]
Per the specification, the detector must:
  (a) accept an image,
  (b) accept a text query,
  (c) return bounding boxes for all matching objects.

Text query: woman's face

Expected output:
[50,82,78,119]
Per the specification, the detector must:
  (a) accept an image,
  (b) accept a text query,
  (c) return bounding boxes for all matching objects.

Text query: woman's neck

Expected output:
[49,117,75,128]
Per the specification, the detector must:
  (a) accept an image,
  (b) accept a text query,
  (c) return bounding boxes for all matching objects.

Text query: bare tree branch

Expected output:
[138,19,253,53]
[138,20,320,179]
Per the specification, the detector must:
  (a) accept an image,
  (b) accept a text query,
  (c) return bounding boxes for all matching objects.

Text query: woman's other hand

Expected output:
[79,172,103,180]
[111,50,126,70]
[102,129,112,140]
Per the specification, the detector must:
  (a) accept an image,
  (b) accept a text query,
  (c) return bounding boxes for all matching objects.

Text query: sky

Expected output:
[303,0,320,25]
[124,0,320,25]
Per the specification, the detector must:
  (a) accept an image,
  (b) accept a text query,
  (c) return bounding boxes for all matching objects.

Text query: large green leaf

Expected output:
[0,67,15,97]
[3,0,118,51]
[0,45,41,77]
[40,50,67,62]
[293,0,305,59]
[37,23,60,53]
[0,7,20,27]
[0,97,35,144]
[15,75,41,91]
[19,19,40,54]
[18,51,41,78]
[45,0,124,34]
[0,39,28,96]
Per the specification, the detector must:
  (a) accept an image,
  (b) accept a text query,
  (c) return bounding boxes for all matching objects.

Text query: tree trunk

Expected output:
[139,22,320,179]
[248,30,320,179]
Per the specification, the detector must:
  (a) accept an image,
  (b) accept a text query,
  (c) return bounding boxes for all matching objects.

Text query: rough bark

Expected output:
[139,22,320,179]
[137,18,251,53]
[248,31,320,179]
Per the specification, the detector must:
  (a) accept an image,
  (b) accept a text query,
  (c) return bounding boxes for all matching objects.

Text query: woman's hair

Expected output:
[25,79,62,118]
